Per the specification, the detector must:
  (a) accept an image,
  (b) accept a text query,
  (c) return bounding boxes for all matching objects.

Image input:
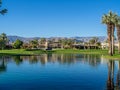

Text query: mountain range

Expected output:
[7,36,107,43]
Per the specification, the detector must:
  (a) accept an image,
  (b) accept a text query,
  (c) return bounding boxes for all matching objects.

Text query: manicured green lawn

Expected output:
[0,49,44,56]
[0,49,120,59]
[53,49,108,54]
[0,49,106,55]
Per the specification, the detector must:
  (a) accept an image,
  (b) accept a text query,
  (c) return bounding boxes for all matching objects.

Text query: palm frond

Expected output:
[0,9,7,15]
[102,11,118,25]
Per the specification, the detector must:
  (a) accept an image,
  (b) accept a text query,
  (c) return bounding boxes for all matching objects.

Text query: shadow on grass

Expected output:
[25,49,56,53]
[25,49,42,51]
[0,53,32,56]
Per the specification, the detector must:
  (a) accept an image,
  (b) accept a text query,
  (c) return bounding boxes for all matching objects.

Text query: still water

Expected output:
[0,54,119,90]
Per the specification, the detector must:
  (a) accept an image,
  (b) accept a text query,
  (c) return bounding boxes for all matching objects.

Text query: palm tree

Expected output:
[59,39,66,49]
[0,0,7,15]
[115,16,120,53]
[89,37,98,49]
[102,11,117,56]
[40,38,46,44]
[94,37,99,49]
[29,39,38,49]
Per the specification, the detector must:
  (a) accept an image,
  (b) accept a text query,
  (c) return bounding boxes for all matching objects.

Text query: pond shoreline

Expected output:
[0,49,120,60]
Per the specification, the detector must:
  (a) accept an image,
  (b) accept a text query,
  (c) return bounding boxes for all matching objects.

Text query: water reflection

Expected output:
[0,57,7,73]
[0,54,102,71]
[17,54,101,66]
[107,60,114,90]
[116,61,120,90]
[13,56,23,65]
[0,54,120,90]
[106,60,120,90]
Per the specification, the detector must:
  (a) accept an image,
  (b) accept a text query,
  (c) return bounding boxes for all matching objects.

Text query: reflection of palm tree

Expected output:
[13,56,23,65]
[86,54,101,67]
[0,57,7,73]
[106,60,120,90]
[107,60,114,90]
[116,61,120,89]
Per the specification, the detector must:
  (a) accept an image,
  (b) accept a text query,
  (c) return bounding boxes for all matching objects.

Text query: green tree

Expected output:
[29,39,38,49]
[89,38,95,45]
[13,39,23,49]
[59,39,65,49]
[13,56,23,65]
[89,37,98,49]
[96,42,101,49]
[59,39,74,49]
[0,0,7,15]
[40,38,46,44]
[67,39,74,48]
[102,11,117,56]
[0,33,8,49]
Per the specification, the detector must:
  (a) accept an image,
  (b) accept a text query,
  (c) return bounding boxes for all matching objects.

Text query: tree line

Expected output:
[0,33,102,50]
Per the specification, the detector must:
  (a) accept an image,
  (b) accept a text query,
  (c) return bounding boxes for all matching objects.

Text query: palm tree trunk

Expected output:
[61,44,64,49]
[107,24,113,56]
[116,25,120,53]
[112,24,115,54]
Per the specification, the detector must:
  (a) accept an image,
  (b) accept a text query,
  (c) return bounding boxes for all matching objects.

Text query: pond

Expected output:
[0,54,119,90]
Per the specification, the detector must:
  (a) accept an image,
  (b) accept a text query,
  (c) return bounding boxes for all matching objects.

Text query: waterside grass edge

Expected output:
[0,49,120,60]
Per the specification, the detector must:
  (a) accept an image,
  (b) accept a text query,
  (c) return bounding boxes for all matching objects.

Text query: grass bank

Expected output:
[0,49,120,59]
[0,49,55,56]
[0,49,107,55]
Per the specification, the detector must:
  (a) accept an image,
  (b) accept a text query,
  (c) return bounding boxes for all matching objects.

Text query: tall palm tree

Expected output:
[89,37,98,49]
[115,16,120,53]
[102,11,117,56]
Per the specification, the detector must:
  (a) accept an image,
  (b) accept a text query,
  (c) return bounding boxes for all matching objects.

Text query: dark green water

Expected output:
[0,54,119,90]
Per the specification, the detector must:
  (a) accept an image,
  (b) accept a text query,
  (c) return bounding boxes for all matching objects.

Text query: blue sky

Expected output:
[0,0,120,37]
